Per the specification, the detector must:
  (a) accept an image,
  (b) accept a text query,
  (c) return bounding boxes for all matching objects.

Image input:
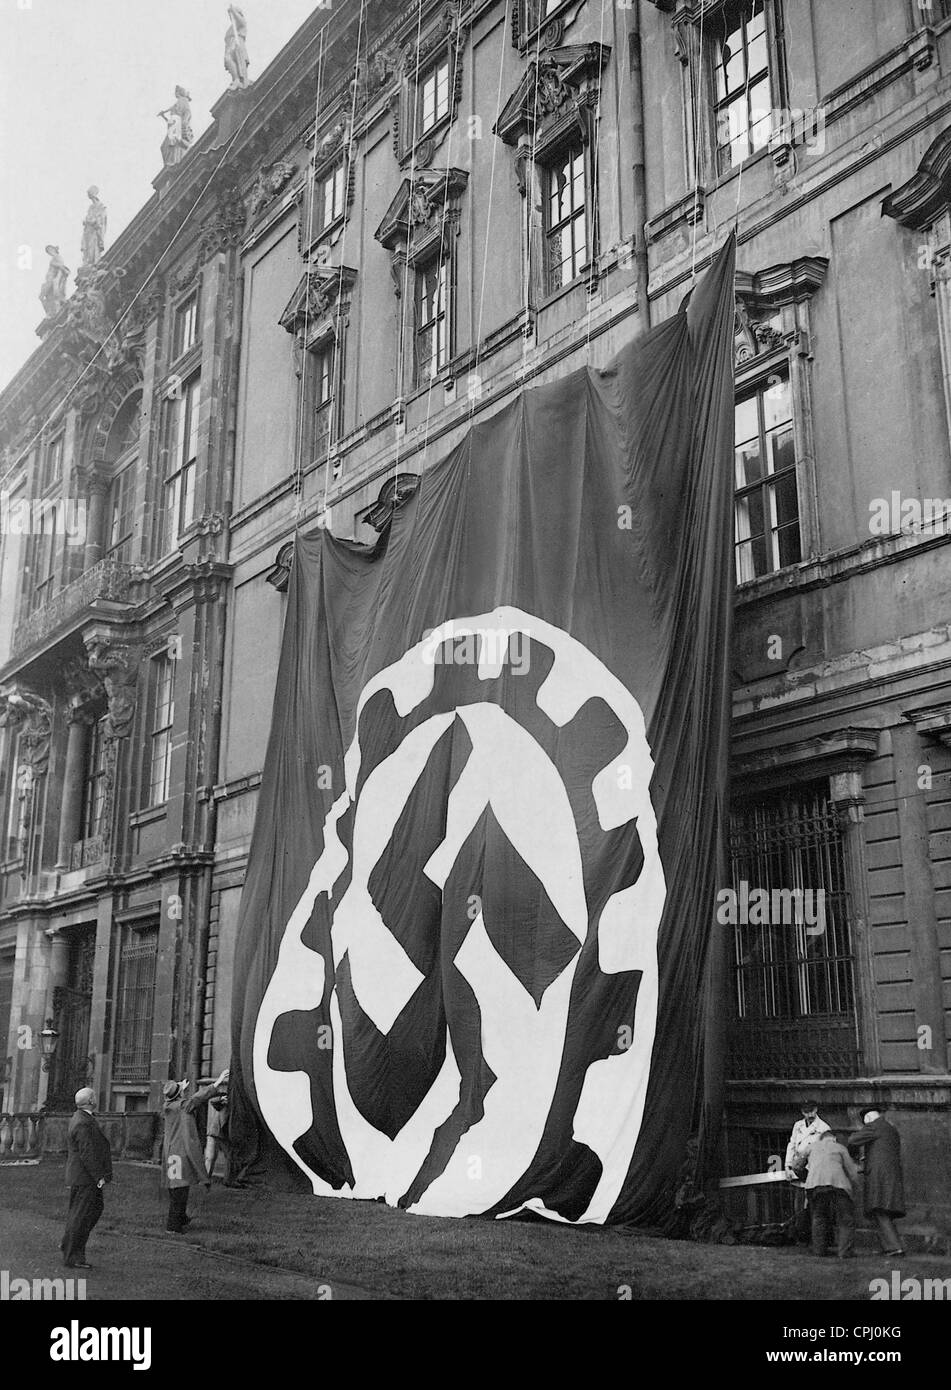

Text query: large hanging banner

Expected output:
[230,236,736,1225]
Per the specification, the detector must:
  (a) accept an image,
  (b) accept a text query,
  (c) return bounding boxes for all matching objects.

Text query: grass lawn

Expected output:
[2,1157,949,1300]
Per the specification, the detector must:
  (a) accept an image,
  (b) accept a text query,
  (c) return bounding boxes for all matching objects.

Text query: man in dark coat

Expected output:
[847,1109,906,1255]
[61,1087,112,1269]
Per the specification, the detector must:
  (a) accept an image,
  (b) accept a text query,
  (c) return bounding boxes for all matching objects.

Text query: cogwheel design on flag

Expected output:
[253,606,667,1222]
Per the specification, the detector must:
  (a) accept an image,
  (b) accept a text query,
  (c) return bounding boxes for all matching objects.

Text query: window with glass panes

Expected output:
[145,654,175,806]
[544,143,587,292]
[106,466,135,562]
[79,715,108,842]
[312,340,336,458]
[418,59,450,135]
[39,433,64,493]
[317,163,345,234]
[173,294,199,359]
[112,925,158,1084]
[27,524,61,612]
[733,375,799,582]
[161,375,200,553]
[712,1,772,171]
[414,256,450,384]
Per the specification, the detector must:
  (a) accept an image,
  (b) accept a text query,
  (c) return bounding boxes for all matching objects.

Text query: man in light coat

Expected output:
[161,1073,226,1233]
[804,1129,860,1259]
[61,1087,112,1269]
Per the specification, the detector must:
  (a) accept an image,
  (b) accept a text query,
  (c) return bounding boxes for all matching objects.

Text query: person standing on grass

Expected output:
[847,1109,906,1256]
[804,1129,859,1259]
[61,1086,112,1269]
[161,1074,226,1233]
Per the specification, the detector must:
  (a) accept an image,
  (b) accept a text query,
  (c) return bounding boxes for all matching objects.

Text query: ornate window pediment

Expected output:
[494,43,610,161]
[375,168,468,283]
[391,3,466,170]
[279,265,358,345]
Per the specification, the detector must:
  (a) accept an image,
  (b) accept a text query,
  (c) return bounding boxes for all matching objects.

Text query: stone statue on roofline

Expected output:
[39,245,70,317]
[81,186,107,268]
[158,87,194,167]
[224,5,250,89]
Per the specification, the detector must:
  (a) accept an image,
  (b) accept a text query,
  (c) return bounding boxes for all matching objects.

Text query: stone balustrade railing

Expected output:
[0,1112,44,1158]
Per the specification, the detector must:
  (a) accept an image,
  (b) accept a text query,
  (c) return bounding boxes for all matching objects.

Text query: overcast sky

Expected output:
[0,0,321,390]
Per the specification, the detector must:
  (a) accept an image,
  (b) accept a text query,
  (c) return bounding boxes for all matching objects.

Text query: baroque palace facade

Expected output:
[1,0,950,1222]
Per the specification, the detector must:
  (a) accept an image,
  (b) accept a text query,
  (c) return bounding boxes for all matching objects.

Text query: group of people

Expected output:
[61,1069,233,1269]
[784,1101,906,1259]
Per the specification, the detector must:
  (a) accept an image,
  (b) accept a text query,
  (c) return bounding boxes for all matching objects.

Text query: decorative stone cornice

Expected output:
[882,125,951,230]
[161,558,233,613]
[904,703,951,749]
[731,726,881,793]
[734,257,830,310]
[374,169,468,294]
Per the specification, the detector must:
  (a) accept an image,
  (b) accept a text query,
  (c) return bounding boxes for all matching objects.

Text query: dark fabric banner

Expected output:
[229,235,736,1225]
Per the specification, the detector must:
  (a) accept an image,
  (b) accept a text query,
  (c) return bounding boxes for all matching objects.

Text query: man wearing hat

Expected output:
[61,1087,112,1269]
[161,1072,227,1233]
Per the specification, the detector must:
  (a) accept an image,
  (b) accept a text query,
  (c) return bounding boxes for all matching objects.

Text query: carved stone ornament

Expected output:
[199,174,247,260]
[60,265,128,375]
[374,167,469,255]
[279,265,358,339]
[248,159,297,222]
[84,639,142,740]
[494,44,610,151]
[512,0,586,51]
[0,687,53,774]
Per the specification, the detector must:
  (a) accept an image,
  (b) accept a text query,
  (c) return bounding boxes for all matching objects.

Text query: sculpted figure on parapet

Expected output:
[159,86,194,167]
[225,5,250,89]
[39,245,70,317]
[80,187,107,268]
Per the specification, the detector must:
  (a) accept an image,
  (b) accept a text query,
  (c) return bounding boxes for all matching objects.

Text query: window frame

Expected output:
[417,56,451,139]
[79,713,109,845]
[143,652,175,809]
[159,372,201,556]
[172,292,200,362]
[413,250,453,386]
[111,922,159,1086]
[542,138,590,296]
[733,366,800,584]
[38,431,64,496]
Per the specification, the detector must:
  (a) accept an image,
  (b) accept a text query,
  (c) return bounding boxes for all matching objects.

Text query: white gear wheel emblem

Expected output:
[254,606,667,1222]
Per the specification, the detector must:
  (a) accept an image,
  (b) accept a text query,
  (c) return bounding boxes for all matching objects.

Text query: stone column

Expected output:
[79,466,110,570]
[36,928,71,1110]
[55,703,92,870]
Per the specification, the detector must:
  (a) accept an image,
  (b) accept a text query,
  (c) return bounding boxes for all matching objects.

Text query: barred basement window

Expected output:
[112,926,158,1084]
[544,142,588,293]
[727,784,858,1079]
